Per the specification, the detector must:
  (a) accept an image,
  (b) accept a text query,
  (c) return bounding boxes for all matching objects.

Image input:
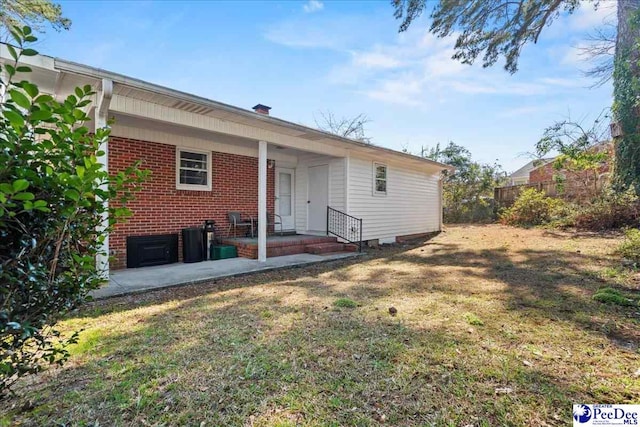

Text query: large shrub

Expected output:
[571,185,640,231]
[0,28,146,395]
[500,184,640,231]
[499,188,565,227]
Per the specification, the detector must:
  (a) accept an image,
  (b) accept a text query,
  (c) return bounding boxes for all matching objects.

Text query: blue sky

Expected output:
[35,0,615,172]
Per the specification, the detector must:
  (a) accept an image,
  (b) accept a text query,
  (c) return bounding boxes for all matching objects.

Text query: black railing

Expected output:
[327,206,363,252]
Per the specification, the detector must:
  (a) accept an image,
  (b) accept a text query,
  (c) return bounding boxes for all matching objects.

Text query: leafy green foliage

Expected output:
[392,0,582,73]
[502,184,639,230]
[499,188,566,227]
[0,27,147,396]
[535,114,611,200]
[570,185,640,230]
[616,228,640,263]
[425,141,505,223]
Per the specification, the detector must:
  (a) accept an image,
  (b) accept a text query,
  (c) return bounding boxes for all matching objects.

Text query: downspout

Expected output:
[438,172,444,232]
[95,78,113,277]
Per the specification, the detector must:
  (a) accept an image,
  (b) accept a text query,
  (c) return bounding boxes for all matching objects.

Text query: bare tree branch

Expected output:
[314,110,372,144]
[578,18,617,87]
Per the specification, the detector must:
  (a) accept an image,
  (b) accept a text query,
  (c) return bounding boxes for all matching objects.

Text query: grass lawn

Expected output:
[2,224,640,426]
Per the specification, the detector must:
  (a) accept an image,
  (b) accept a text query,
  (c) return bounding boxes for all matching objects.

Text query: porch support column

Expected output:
[96,79,113,278]
[258,140,268,262]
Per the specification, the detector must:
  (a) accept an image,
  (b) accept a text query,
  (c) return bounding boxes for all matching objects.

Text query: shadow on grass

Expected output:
[379,243,640,349]
[4,287,595,426]
[4,227,639,426]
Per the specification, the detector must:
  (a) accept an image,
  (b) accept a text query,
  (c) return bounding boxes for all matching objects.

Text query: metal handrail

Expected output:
[326,206,363,252]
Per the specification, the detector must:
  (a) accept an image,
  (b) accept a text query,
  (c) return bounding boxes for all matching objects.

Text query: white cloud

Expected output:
[352,51,403,69]
[364,74,426,106]
[303,0,324,13]
[497,105,551,118]
[325,30,590,106]
[266,9,597,107]
[264,15,374,50]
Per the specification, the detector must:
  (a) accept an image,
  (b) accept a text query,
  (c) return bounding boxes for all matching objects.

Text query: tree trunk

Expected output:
[613,0,640,189]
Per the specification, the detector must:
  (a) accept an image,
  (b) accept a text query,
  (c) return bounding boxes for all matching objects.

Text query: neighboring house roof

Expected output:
[508,158,554,179]
[0,44,453,173]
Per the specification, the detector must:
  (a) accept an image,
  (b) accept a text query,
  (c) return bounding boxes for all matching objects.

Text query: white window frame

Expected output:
[176,147,212,191]
[373,162,387,196]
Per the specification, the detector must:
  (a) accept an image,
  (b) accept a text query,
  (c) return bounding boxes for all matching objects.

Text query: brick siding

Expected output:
[109,136,275,270]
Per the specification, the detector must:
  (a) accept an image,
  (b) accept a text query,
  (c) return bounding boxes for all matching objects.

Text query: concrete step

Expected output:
[305,242,347,255]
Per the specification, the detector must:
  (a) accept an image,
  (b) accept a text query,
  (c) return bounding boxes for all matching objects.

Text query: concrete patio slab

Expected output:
[92,252,360,299]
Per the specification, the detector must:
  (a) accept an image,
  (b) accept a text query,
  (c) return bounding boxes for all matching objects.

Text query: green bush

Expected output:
[571,186,640,231]
[0,28,147,395]
[499,188,565,227]
[616,228,640,263]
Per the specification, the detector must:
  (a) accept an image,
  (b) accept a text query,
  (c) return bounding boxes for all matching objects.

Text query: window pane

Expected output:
[181,159,206,170]
[180,151,207,170]
[181,151,206,162]
[375,165,387,179]
[279,195,292,216]
[180,169,207,186]
[279,172,291,195]
[375,179,386,193]
[178,151,208,187]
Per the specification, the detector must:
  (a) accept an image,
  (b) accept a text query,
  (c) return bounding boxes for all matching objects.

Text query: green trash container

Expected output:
[210,245,237,260]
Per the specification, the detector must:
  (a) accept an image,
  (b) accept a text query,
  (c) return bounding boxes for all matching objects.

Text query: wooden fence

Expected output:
[494,181,558,208]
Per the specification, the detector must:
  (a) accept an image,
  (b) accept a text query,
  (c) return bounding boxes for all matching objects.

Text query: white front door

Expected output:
[275,168,295,231]
[307,164,329,232]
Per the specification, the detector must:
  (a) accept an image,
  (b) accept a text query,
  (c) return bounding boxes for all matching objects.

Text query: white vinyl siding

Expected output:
[329,157,345,211]
[348,156,440,241]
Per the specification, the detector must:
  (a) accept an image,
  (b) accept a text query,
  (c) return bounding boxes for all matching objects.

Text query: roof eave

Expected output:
[53,57,452,172]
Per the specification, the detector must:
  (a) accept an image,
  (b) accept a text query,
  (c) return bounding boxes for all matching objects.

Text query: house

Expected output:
[2,46,453,274]
[506,158,553,186]
[496,143,613,206]
[528,142,612,185]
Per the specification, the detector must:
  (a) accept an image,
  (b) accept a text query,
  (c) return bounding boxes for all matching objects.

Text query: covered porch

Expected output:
[103,111,351,270]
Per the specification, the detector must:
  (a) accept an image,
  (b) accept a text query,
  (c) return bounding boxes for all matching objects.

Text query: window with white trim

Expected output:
[374,163,387,195]
[176,148,211,191]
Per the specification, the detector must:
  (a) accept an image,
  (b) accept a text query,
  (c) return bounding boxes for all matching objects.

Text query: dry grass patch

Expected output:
[2,225,639,426]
